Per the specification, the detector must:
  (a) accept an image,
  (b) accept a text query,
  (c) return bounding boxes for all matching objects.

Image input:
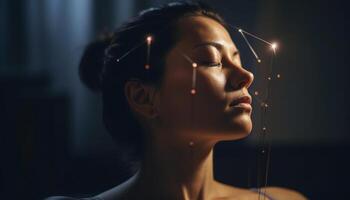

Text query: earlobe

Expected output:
[124,80,159,119]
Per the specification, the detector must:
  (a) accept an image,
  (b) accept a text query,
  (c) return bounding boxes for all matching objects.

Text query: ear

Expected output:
[124,79,159,119]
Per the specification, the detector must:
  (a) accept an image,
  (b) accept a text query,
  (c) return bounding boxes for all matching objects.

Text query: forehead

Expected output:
[174,15,237,51]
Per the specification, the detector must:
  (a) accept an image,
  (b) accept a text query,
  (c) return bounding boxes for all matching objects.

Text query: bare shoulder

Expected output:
[262,186,308,200]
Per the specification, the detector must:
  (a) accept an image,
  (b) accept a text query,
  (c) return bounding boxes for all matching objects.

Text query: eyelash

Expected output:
[199,52,238,68]
[201,62,222,67]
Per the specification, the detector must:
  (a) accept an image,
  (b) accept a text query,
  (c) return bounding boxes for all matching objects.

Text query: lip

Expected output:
[230,102,252,111]
[229,95,252,107]
[229,95,252,112]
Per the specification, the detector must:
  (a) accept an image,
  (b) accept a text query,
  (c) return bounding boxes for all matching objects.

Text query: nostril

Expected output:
[238,70,254,89]
[228,67,254,90]
[238,81,246,89]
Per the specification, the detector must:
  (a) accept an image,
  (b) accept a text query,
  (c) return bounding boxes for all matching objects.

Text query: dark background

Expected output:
[0,0,348,199]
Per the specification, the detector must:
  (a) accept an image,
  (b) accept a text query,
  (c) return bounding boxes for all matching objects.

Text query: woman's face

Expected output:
[157,15,254,143]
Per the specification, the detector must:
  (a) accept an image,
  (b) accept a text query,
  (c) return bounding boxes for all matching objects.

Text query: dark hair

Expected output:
[79,1,227,171]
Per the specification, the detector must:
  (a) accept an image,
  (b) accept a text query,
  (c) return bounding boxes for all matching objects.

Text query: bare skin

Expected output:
[96,16,307,200]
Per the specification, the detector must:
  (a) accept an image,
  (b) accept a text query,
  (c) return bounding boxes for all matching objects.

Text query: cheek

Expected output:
[191,69,230,131]
[195,69,227,117]
[198,69,226,99]
[158,62,194,130]
[159,66,228,132]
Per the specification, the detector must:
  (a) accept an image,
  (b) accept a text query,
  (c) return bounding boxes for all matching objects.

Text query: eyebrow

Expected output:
[192,42,240,56]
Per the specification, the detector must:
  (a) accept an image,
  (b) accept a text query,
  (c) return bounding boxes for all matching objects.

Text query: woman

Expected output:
[47,1,307,200]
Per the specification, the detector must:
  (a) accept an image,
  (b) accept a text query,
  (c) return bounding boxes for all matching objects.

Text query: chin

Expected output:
[217,114,253,140]
[233,114,252,133]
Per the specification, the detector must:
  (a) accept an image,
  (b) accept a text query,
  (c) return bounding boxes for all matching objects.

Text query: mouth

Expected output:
[230,95,252,106]
[229,95,252,111]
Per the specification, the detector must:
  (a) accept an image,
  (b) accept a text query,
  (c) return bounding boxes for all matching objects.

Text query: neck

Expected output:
[132,134,219,200]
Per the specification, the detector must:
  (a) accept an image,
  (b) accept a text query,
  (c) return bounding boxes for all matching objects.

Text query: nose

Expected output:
[228,66,254,90]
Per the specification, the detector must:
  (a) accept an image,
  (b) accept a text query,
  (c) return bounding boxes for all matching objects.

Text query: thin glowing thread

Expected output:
[116,42,145,63]
[176,50,198,95]
[191,63,197,95]
[226,25,277,198]
[240,29,272,46]
[238,29,262,63]
[262,52,278,199]
[259,48,276,200]
[232,26,279,199]
[145,35,153,69]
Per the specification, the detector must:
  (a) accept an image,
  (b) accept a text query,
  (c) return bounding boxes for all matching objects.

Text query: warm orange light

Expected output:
[271,42,278,51]
[190,89,196,95]
[146,35,152,44]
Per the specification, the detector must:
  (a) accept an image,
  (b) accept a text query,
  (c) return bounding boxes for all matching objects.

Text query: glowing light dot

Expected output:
[254,91,259,96]
[262,127,267,131]
[261,102,268,107]
[238,29,243,33]
[145,64,150,69]
[271,42,278,50]
[146,36,152,44]
[262,150,265,153]
[116,59,120,62]
[190,89,196,95]
[192,63,198,68]
[257,59,261,63]
[267,77,271,80]
[189,141,194,146]
[277,74,281,78]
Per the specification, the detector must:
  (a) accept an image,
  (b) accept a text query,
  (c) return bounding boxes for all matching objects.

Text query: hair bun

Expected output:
[79,32,113,92]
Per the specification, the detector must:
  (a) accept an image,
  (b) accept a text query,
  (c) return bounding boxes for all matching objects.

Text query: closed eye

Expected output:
[200,62,222,67]
[200,51,239,68]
